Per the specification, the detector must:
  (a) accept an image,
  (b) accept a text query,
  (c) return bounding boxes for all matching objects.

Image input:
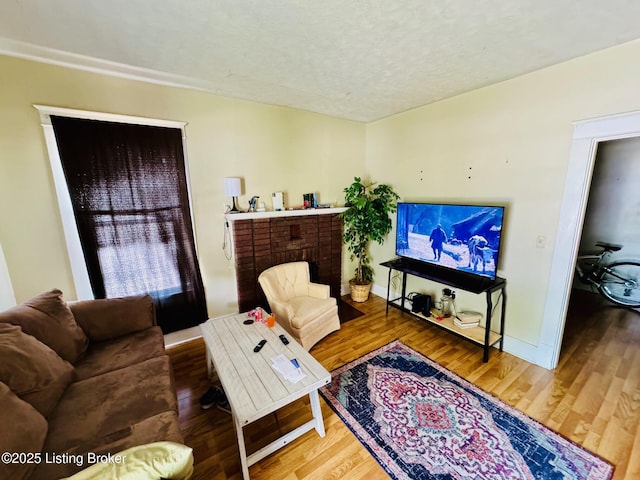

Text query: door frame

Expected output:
[541,110,640,369]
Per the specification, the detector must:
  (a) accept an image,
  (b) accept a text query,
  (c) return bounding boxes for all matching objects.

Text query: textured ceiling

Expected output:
[2,0,640,122]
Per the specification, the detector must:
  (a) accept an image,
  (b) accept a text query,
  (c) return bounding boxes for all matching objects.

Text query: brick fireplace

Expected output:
[228,209,345,312]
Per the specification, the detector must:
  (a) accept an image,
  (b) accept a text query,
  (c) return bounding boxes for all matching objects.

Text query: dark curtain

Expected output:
[51,116,207,333]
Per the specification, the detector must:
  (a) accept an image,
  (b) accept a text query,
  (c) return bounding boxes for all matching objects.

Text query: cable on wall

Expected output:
[222,215,233,261]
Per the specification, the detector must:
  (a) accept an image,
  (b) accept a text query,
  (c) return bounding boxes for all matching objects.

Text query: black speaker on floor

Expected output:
[411,294,432,315]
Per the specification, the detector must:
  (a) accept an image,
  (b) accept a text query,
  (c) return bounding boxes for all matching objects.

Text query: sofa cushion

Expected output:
[0,289,88,363]
[0,323,74,417]
[73,326,166,381]
[59,441,193,480]
[0,382,48,480]
[43,355,178,454]
[69,295,156,342]
[32,411,184,480]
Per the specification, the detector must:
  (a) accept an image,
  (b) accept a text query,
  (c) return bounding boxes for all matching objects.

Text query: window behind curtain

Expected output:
[50,116,207,334]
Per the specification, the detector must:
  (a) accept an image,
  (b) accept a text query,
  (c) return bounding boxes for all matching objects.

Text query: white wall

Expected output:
[580,137,640,260]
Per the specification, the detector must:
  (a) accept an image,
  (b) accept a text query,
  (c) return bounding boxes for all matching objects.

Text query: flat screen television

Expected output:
[395,202,505,280]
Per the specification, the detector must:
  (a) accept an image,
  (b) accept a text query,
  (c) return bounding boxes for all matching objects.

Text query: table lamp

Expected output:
[224,177,243,213]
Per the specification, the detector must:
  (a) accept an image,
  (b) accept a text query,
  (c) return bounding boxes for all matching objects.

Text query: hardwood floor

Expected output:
[168,291,640,479]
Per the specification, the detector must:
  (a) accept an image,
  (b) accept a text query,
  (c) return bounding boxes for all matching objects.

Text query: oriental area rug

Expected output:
[319,341,613,480]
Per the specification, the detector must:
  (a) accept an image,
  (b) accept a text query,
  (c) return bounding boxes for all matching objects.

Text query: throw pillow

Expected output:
[0,323,74,417]
[0,289,88,363]
[61,442,194,480]
[69,294,155,342]
[0,381,48,480]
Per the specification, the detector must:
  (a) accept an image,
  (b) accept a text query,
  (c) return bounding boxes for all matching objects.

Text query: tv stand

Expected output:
[381,259,506,362]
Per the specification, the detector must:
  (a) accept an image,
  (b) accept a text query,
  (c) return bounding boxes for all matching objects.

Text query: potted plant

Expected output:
[342,177,399,302]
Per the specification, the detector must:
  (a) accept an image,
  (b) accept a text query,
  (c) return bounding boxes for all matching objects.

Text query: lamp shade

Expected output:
[224,177,242,197]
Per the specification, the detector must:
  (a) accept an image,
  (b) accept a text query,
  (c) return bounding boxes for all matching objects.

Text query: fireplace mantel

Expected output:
[229,208,345,312]
[225,207,347,221]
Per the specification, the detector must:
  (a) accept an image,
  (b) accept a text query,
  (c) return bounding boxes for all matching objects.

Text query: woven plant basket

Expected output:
[349,279,372,303]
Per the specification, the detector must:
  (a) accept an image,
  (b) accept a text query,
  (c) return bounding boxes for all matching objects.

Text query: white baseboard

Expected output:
[164,325,202,348]
[340,282,396,299]
[367,281,552,369]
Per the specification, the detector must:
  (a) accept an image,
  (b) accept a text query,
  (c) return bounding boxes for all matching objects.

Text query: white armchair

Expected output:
[258,262,340,350]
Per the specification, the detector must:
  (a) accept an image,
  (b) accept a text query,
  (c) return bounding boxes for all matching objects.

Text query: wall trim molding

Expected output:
[34,105,186,129]
[2,37,212,93]
[164,325,203,348]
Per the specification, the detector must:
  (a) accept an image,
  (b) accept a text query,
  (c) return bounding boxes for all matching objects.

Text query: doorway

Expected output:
[578,138,640,261]
[561,137,640,358]
[541,110,640,370]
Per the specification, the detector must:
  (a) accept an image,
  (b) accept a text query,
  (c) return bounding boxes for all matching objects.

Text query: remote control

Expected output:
[279,334,289,345]
[253,339,267,352]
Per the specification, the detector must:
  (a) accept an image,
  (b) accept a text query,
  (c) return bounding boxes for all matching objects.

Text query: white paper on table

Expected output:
[271,354,306,383]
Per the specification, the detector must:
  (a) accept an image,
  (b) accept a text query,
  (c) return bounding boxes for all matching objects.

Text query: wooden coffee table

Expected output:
[200,310,331,480]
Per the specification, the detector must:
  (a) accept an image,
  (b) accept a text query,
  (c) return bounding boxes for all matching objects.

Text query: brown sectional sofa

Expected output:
[0,289,184,480]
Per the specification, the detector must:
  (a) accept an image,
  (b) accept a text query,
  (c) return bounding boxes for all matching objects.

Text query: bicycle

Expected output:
[575,241,640,307]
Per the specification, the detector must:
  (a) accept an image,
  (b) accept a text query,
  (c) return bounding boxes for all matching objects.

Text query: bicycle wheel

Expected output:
[598,261,640,307]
